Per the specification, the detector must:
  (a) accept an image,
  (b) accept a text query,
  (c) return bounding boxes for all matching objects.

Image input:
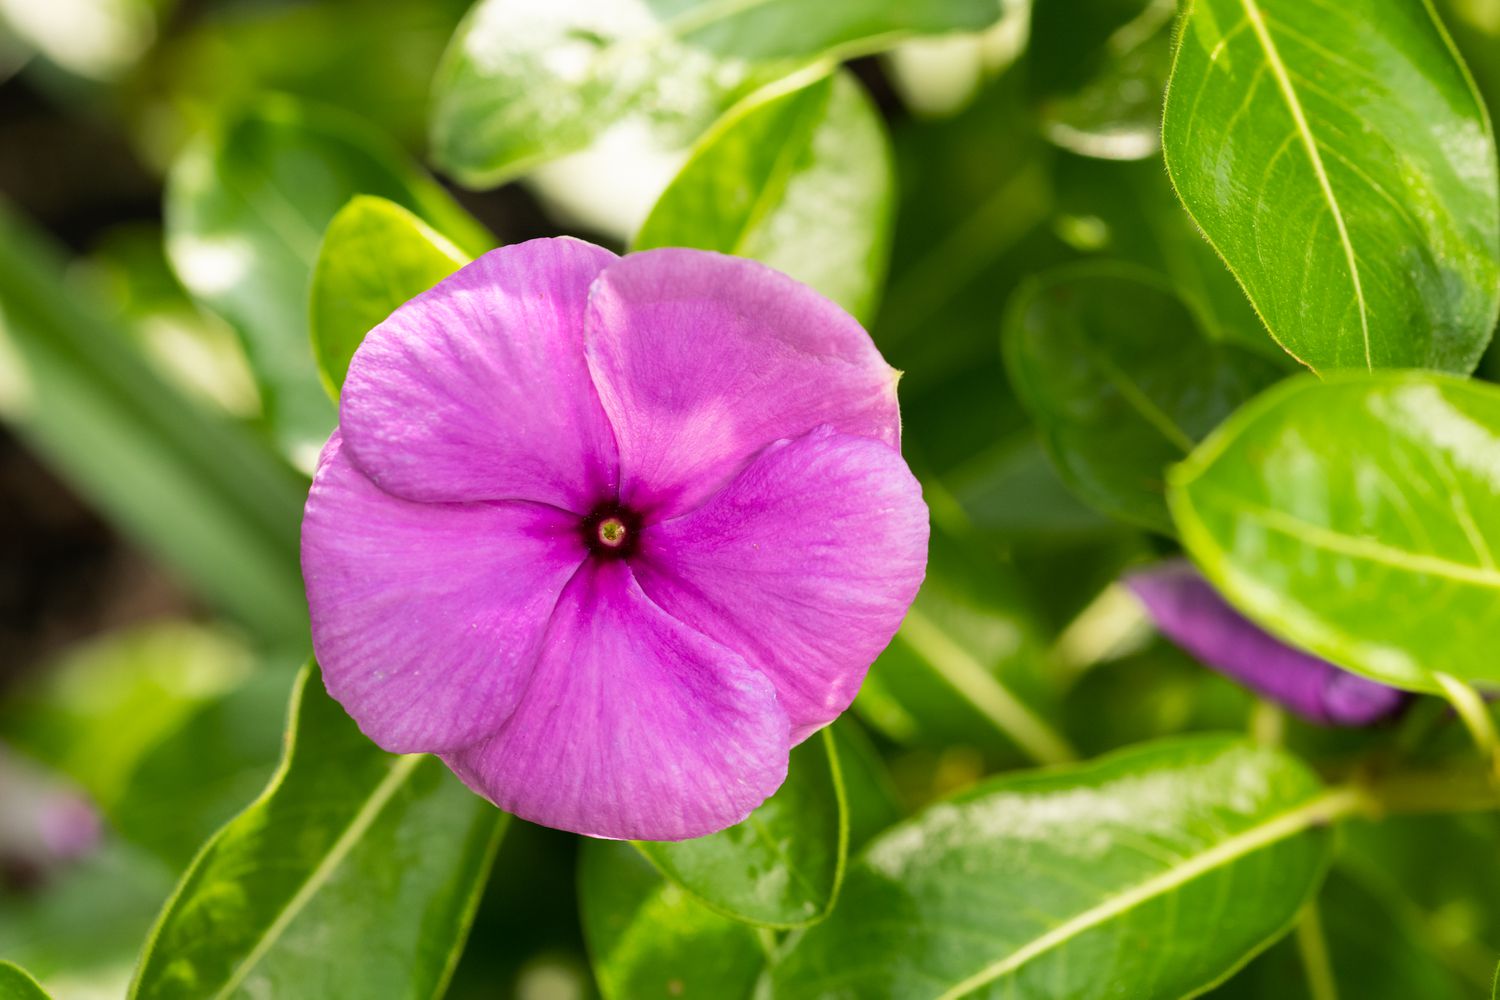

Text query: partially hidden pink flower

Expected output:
[301,238,929,840]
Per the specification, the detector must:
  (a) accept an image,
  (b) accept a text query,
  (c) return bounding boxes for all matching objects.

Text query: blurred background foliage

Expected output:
[2,0,1500,997]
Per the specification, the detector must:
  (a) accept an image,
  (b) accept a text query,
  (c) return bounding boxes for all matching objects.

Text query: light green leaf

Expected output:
[430,0,1005,187]
[1030,0,1175,160]
[166,96,490,465]
[1004,262,1282,533]
[635,68,892,322]
[310,196,473,398]
[774,736,1343,999]
[1163,0,1500,373]
[130,664,504,1000]
[579,841,764,1000]
[1169,372,1500,692]
[0,203,308,646]
[0,962,51,1000]
[635,728,846,929]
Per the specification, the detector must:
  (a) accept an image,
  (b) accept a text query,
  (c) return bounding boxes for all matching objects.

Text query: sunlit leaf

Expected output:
[1170,373,1500,692]
[165,96,490,465]
[130,665,504,1000]
[0,961,52,1000]
[1004,262,1282,532]
[309,195,473,398]
[431,0,1005,187]
[774,736,1340,999]
[1163,0,1500,372]
[635,68,892,322]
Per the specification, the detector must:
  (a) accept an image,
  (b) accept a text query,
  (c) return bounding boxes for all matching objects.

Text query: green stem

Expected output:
[1433,673,1500,784]
[1295,900,1339,1000]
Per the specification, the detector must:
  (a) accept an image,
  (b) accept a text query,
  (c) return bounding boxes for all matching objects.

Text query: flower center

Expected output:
[581,503,642,559]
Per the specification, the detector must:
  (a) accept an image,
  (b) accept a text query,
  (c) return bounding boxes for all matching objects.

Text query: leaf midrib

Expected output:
[1236,0,1373,370]
[934,786,1361,1000]
[211,754,424,998]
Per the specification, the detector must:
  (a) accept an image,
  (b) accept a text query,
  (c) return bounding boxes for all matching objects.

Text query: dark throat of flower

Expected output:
[580,503,643,559]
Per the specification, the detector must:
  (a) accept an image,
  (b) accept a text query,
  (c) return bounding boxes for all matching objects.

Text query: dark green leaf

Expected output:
[1169,372,1500,692]
[130,665,504,1000]
[1029,0,1175,160]
[309,195,473,397]
[430,0,1005,187]
[635,68,892,322]
[1163,0,1500,372]
[0,962,51,1000]
[0,203,307,646]
[773,736,1341,999]
[634,728,845,928]
[855,531,1073,767]
[579,841,764,1000]
[165,96,490,464]
[1004,262,1282,532]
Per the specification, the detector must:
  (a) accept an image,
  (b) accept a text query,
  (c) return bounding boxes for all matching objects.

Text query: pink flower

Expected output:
[301,239,929,840]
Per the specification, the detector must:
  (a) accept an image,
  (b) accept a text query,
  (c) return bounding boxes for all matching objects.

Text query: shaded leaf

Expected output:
[430,0,1005,187]
[0,203,308,646]
[130,665,504,1000]
[635,728,845,929]
[579,841,763,1000]
[0,962,51,1000]
[774,736,1341,999]
[1163,0,1500,372]
[635,68,892,322]
[1169,373,1500,692]
[1004,262,1281,532]
[309,195,472,397]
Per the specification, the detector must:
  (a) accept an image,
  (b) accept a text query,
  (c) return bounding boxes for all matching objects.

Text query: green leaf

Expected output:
[0,203,308,646]
[579,841,764,1000]
[635,728,846,928]
[1029,0,1175,160]
[1004,262,1282,533]
[773,736,1343,999]
[856,528,1074,768]
[430,0,1005,187]
[309,195,472,397]
[1169,372,1500,692]
[166,96,491,464]
[130,665,504,1000]
[0,962,51,1000]
[634,68,892,322]
[1162,0,1500,373]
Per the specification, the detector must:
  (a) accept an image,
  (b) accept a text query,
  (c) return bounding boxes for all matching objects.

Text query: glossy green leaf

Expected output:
[634,68,892,322]
[430,0,1005,187]
[1004,263,1282,533]
[0,203,308,646]
[634,728,845,928]
[1029,0,1175,160]
[130,665,504,1000]
[165,96,490,464]
[774,736,1341,999]
[0,962,51,1000]
[579,841,764,1000]
[1163,0,1500,373]
[309,195,473,397]
[1170,372,1500,692]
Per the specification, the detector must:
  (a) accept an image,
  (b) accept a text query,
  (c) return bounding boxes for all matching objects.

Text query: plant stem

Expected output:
[1295,900,1339,1000]
[1433,673,1500,784]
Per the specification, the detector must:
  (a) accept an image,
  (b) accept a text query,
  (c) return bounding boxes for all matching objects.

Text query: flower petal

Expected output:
[1126,560,1408,726]
[443,560,789,841]
[585,248,901,518]
[302,434,586,753]
[340,236,619,509]
[633,427,929,743]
